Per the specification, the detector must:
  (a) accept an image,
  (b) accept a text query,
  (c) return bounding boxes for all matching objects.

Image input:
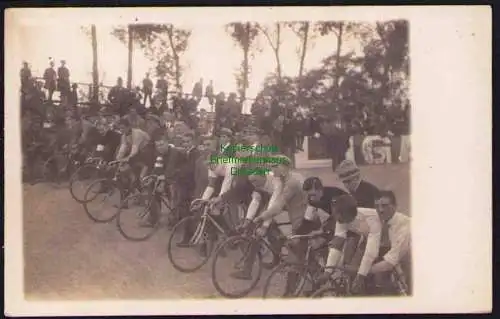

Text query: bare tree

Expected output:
[258,23,283,80]
[112,24,191,93]
[226,22,261,101]
[91,25,99,103]
[127,25,133,89]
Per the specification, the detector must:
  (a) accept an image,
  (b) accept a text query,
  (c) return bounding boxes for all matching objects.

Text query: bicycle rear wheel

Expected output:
[167,215,215,273]
[211,235,263,298]
[69,163,101,203]
[82,178,123,223]
[116,192,161,241]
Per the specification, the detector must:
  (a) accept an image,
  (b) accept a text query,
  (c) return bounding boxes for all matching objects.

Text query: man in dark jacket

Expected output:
[325,121,350,172]
[57,60,71,101]
[142,73,154,106]
[108,77,125,114]
[43,60,57,102]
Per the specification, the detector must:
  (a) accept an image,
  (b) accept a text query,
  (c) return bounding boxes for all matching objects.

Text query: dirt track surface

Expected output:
[23,164,410,300]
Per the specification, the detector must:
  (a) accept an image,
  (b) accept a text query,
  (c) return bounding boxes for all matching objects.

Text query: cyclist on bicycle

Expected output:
[319,194,383,295]
[219,170,285,280]
[297,177,348,235]
[335,159,381,266]
[95,114,122,163]
[252,155,307,234]
[250,155,309,291]
[115,117,155,193]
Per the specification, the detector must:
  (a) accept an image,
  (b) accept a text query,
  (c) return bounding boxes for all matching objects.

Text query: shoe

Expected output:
[230,270,252,280]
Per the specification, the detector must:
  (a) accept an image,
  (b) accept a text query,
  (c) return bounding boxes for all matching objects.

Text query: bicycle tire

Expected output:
[69,163,101,203]
[261,262,311,299]
[116,192,160,242]
[167,215,215,273]
[211,235,263,299]
[82,178,123,223]
[310,285,348,298]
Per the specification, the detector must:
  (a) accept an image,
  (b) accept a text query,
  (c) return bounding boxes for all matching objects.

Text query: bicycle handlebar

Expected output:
[287,232,330,241]
[323,265,356,275]
[108,160,127,166]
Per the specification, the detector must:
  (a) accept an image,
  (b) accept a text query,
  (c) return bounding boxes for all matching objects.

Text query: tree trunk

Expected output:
[241,22,250,102]
[376,22,391,108]
[166,26,181,91]
[275,23,282,79]
[333,22,344,100]
[91,24,99,104]
[297,22,310,104]
[298,22,309,79]
[127,25,133,89]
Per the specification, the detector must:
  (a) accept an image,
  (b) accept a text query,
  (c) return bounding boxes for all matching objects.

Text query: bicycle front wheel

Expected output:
[167,215,215,273]
[116,192,161,242]
[262,262,312,299]
[69,163,101,203]
[211,235,263,299]
[82,178,123,223]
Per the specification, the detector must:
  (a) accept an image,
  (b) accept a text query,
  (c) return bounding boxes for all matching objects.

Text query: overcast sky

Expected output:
[20,22,366,103]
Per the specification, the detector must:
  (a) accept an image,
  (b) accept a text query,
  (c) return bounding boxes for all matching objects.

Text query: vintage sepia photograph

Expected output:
[5,6,491,316]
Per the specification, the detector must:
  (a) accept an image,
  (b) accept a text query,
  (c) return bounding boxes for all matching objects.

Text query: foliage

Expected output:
[254,20,410,122]
[111,24,191,89]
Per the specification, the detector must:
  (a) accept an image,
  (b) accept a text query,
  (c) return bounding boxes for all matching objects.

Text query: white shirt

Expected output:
[334,207,382,276]
[384,212,411,266]
[207,163,237,195]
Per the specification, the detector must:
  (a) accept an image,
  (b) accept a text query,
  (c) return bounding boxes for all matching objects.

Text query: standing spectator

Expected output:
[108,77,125,115]
[205,80,214,107]
[226,92,242,117]
[20,61,32,95]
[142,72,154,106]
[57,60,71,103]
[156,75,169,107]
[43,60,57,102]
[281,114,297,167]
[324,119,350,171]
[192,78,203,103]
[68,83,79,108]
[293,112,306,151]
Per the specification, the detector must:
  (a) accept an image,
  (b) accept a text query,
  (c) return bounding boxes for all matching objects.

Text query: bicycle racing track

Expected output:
[23,163,410,299]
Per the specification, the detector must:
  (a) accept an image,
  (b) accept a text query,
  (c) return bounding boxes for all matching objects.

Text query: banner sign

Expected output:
[307,135,411,165]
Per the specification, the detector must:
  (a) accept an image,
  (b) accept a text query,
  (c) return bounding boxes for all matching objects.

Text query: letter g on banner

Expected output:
[361,136,391,165]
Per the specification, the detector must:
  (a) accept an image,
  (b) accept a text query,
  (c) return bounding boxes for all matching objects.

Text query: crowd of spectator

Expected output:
[20,58,410,170]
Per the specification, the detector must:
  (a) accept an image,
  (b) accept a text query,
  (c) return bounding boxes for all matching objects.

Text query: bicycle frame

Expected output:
[190,203,230,245]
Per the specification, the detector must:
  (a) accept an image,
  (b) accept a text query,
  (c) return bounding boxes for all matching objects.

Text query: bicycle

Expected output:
[116,172,175,241]
[40,144,83,188]
[81,160,137,223]
[166,198,238,273]
[262,232,332,298]
[309,264,410,297]
[210,220,290,299]
[69,154,110,203]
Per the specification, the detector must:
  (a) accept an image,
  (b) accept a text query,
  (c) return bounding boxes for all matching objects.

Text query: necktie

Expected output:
[381,223,391,248]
